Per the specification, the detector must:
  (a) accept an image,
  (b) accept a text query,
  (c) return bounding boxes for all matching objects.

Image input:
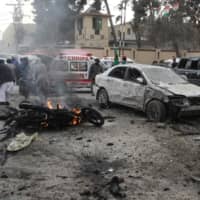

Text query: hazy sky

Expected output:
[0,0,133,37]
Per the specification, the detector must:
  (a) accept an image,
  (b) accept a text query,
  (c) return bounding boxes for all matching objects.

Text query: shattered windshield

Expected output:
[143,68,187,85]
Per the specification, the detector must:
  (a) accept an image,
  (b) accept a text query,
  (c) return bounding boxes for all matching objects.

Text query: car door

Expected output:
[106,66,128,103]
[121,67,147,110]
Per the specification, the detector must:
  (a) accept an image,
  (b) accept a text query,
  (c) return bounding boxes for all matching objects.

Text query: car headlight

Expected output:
[170,97,190,107]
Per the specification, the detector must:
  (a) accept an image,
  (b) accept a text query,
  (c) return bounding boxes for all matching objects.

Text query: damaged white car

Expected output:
[94,63,200,122]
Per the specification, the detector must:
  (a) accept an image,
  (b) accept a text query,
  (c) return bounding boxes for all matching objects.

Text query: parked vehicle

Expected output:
[94,63,200,122]
[174,57,200,85]
[100,56,134,70]
[47,54,94,93]
[160,58,180,68]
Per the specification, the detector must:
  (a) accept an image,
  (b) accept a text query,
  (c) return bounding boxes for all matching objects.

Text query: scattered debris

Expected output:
[163,187,170,191]
[156,123,166,129]
[76,137,83,141]
[80,189,91,196]
[7,132,38,152]
[108,176,126,198]
[130,120,135,124]
[193,136,200,141]
[171,124,200,135]
[191,175,200,183]
[108,168,114,173]
[0,145,7,166]
[107,143,114,146]
[0,171,8,178]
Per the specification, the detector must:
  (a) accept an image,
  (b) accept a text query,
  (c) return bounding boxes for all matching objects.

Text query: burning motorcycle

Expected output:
[0,101,104,141]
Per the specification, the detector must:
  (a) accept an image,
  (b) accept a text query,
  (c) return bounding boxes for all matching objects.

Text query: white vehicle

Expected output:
[94,63,200,122]
[48,54,94,92]
[100,56,134,70]
[161,58,180,68]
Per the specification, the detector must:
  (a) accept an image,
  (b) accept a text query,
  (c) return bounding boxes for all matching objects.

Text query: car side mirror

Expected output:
[136,77,145,84]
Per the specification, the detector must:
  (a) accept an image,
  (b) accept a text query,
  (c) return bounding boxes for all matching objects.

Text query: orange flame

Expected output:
[47,100,53,109]
[72,108,81,115]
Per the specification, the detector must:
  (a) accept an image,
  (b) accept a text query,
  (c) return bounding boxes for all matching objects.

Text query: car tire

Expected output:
[146,100,166,122]
[97,88,110,109]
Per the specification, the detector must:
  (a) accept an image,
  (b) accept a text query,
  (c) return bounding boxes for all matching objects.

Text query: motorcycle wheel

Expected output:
[81,107,104,127]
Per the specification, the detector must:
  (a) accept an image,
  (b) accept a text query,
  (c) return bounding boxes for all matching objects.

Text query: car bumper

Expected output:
[179,105,200,116]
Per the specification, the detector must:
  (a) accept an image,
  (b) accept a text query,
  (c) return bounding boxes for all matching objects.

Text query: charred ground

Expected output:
[0,93,200,200]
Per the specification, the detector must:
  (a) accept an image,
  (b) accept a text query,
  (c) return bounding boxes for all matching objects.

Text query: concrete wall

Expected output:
[83,47,200,64]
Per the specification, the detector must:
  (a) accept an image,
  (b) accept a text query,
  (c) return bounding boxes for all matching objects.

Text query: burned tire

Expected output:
[97,88,109,109]
[82,107,104,127]
[146,100,166,122]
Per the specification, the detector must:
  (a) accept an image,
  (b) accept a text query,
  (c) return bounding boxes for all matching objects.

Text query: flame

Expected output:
[57,103,62,109]
[41,121,48,128]
[72,116,81,126]
[47,100,53,109]
[71,108,81,126]
[72,108,81,115]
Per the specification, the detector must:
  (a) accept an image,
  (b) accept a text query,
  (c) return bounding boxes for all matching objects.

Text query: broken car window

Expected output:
[125,68,144,83]
[108,67,127,79]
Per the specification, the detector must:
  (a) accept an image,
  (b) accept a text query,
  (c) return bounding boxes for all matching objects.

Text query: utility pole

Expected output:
[6,0,24,52]
[103,0,118,47]
[122,0,128,56]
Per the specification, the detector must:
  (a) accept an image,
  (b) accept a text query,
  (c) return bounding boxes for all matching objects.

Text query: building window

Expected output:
[93,17,102,35]
[127,28,131,35]
[77,18,83,35]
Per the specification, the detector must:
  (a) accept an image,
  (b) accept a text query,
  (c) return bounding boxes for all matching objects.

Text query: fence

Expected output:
[82,47,200,64]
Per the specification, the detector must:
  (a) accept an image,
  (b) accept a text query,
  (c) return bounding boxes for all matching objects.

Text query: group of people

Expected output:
[0,55,48,104]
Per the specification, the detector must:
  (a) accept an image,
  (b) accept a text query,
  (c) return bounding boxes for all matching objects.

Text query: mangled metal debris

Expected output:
[0,101,104,141]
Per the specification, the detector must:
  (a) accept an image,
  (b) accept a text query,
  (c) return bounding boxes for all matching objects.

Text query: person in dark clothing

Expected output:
[121,55,127,64]
[172,56,177,68]
[18,57,30,99]
[88,58,103,95]
[0,63,14,102]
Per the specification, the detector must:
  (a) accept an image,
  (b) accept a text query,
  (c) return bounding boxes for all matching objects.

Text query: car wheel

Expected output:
[146,100,166,122]
[97,88,110,109]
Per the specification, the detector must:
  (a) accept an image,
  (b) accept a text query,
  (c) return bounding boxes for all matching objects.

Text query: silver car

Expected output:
[94,63,200,122]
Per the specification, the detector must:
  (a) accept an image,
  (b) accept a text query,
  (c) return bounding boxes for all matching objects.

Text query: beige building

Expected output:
[75,8,110,48]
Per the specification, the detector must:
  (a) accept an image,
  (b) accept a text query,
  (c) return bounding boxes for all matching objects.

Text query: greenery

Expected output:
[31,0,200,55]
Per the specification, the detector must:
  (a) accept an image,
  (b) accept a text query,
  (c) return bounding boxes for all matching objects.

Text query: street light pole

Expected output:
[6,0,24,52]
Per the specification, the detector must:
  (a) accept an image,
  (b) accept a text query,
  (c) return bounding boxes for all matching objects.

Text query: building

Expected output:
[75,8,110,48]
[2,23,36,52]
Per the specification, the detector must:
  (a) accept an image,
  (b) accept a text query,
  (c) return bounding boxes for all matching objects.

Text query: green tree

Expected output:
[131,0,160,48]
[32,0,86,44]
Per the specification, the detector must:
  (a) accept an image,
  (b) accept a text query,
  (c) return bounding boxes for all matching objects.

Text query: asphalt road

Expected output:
[0,92,200,200]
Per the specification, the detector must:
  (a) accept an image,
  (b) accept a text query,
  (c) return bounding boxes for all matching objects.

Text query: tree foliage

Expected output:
[32,0,86,44]
[129,0,200,54]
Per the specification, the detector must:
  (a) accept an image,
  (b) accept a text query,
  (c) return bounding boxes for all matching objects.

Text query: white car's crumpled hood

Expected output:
[158,82,200,97]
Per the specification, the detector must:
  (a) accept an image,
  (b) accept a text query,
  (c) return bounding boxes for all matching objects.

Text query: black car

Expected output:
[174,57,200,85]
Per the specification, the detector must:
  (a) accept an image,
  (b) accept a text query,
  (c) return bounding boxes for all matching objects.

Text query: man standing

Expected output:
[121,55,127,64]
[0,63,14,102]
[88,58,103,95]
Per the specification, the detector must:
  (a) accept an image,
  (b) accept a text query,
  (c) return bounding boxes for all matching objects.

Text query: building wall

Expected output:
[82,47,200,64]
[75,15,109,48]
[110,23,136,41]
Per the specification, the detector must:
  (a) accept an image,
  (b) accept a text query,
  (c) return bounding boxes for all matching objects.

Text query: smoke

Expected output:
[23,54,84,109]
[32,0,87,45]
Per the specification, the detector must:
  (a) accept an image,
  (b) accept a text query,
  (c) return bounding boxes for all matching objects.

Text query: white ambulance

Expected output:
[48,54,94,93]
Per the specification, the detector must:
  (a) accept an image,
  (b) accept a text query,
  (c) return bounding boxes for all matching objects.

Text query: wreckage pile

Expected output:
[0,101,104,142]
